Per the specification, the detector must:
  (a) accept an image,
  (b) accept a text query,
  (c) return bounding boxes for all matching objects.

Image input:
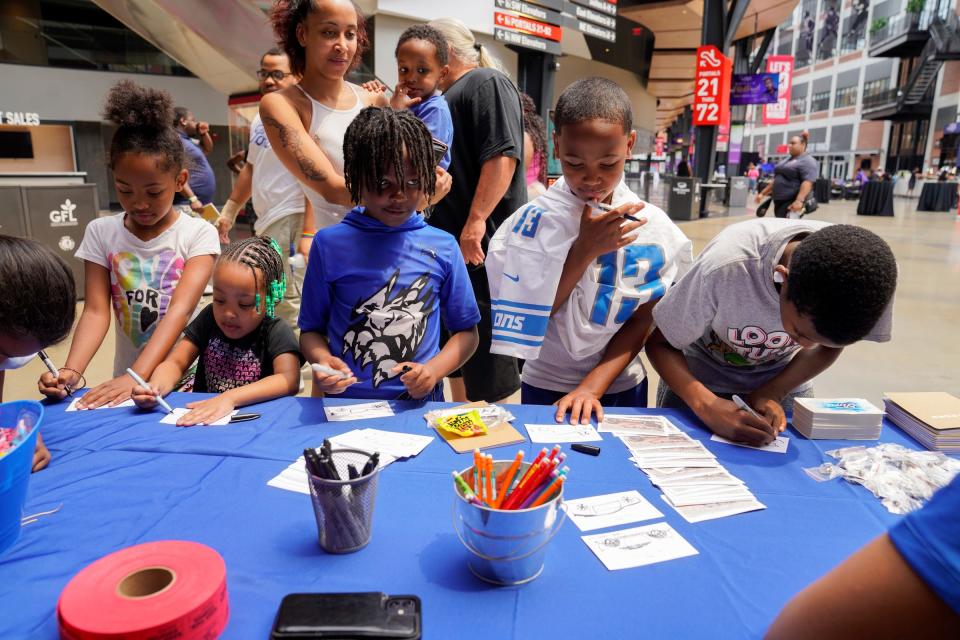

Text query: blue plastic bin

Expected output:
[0,400,43,555]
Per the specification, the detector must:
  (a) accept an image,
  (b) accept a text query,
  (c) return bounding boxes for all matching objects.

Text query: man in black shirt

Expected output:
[430,18,525,402]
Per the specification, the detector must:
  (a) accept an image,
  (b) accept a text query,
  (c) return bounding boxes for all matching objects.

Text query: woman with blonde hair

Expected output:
[426,17,526,404]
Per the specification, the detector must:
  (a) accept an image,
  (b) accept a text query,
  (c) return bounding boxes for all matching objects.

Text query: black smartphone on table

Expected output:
[271,593,422,639]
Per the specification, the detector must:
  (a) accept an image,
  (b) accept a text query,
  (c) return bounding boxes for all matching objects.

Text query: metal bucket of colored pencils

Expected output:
[453,460,565,586]
[306,449,380,553]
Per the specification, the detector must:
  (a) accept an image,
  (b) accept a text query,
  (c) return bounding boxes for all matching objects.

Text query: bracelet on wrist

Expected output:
[188,195,199,204]
[58,367,86,390]
[301,231,315,239]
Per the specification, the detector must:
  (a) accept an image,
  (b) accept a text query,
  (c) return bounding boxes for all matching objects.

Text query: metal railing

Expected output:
[862,88,899,110]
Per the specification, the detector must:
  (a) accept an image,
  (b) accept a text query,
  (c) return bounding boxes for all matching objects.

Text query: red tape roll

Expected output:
[58,540,228,639]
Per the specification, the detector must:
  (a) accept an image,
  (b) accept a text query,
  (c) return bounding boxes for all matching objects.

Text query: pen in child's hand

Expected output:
[126,367,174,414]
[590,200,643,222]
[311,363,351,380]
[732,394,776,437]
[38,350,73,397]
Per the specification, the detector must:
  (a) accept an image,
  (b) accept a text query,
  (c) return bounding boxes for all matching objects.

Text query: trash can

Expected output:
[21,184,98,298]
[665,176,699,221]
[728,177,749,208]
[0,187,27,238]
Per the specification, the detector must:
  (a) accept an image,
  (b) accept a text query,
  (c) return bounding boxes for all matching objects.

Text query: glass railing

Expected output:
[0,14,192,76]
[869,10,936,46]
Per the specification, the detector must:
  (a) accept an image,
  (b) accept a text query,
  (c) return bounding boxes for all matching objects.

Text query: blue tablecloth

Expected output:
[0,393,918,638]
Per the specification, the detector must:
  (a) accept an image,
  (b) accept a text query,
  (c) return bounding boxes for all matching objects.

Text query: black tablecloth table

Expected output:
[813,178,831,203]
[857,181,894,216]
[917,182,958,211]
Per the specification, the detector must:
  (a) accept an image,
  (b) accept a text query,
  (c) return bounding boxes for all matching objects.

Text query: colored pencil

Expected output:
[452,471,484,507]
[494,450,524,508]
[529,476,565,508]
[487,455,497,507]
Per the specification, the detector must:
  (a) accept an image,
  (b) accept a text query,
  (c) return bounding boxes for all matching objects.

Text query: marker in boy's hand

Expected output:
[573,202,646,260]
[705,396,778,446]
[311,358,357,395]
[38,368,83,401]
[131,383,165,410]
[393,362,438,400]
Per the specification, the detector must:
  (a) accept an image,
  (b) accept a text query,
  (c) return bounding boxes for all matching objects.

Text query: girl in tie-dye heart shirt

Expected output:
[39,81,219,409]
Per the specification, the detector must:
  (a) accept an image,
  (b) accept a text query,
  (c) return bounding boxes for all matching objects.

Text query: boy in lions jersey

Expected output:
[486,77,693,424]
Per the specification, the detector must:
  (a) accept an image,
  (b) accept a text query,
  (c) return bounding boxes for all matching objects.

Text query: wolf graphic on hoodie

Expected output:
[299,207,481,399]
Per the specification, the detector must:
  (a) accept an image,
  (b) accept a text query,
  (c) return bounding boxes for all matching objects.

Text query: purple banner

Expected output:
[730,73,780,105]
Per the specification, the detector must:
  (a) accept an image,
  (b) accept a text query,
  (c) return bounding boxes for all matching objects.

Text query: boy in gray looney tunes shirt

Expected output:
[646,219,896,447]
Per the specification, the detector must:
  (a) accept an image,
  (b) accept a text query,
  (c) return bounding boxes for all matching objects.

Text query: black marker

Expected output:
[229,413,260,423]
[571,443,601,456]
[592,200,643,222]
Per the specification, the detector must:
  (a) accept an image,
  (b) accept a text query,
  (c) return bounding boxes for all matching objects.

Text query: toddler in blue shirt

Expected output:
[363,25,454,169]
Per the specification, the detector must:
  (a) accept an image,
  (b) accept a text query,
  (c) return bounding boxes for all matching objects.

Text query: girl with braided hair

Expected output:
[300,107,479,400]
[132,236,303,426]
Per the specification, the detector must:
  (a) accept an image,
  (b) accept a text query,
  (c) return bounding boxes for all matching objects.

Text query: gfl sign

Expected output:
[50,199,79,227]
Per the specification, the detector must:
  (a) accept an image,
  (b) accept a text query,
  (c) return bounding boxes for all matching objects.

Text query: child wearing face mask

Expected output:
[1,235,76,471]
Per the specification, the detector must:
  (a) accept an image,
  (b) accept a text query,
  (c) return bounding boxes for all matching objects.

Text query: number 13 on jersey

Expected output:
[589,245,666,326]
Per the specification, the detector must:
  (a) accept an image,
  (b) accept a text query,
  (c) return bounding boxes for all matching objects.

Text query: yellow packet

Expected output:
[436,410,488,437]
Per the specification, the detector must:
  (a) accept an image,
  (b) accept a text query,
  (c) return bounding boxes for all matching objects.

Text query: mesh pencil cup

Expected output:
[453,460,565,586]
[306,449,380,554]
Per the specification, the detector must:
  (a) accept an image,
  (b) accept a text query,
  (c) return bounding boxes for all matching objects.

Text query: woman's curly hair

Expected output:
[270,0,369,77]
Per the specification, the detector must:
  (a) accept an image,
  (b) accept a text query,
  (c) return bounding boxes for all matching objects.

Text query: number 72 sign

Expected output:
[693,45,732,126]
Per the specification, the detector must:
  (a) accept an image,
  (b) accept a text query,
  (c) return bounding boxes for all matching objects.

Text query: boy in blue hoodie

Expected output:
[299,107,479,400]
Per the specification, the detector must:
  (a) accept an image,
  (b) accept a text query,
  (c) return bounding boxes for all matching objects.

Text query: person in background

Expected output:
[0,235,76,471]
[767,474,960,639]
[520,93,548,199]
[676,160,691,177]
[755,132,817,218]
[217,48,309,329]
[907,167,920,197]
[747,162,760,193]
[172,106,217,215]
[428,17,526,403]
[261,0,449,240]
[361,24,454,171]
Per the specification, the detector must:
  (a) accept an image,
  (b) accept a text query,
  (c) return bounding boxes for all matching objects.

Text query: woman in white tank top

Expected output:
[260,0,384,230]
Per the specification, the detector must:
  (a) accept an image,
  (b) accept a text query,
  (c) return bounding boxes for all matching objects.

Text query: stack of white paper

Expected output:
[793,398,883,440]
[267,428,434,494]
[608,414,766,523]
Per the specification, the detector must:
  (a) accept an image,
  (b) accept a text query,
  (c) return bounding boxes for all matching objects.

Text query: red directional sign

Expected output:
[693,45,732,127]
[495,11,563,41]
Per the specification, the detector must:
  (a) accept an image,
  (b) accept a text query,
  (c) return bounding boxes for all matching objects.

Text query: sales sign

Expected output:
[693,45,731,127]
[762,55,794,125]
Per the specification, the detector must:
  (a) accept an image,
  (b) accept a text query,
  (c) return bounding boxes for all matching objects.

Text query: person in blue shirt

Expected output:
[171,106,217,212]
[768,475,960,638]
[299,107,479,400]
[362,25,454,169]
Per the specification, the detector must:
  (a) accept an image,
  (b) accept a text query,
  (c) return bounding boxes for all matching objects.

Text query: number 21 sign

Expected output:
[693,45,731,127]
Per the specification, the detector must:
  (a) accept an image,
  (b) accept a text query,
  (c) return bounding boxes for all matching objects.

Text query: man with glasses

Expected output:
[217,48,309,329]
